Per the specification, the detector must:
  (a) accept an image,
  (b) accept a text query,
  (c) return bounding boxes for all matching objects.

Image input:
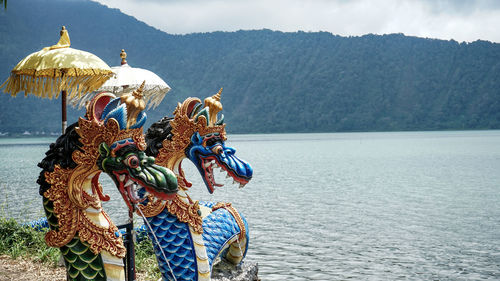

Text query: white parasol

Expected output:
[72,49,170,109]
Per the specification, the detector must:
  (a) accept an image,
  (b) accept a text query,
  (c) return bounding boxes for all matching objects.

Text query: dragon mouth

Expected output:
[201,156,249,193]
[113,172,175,210]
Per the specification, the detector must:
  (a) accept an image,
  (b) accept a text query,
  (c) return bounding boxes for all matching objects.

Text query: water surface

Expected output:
[1,131,499,280]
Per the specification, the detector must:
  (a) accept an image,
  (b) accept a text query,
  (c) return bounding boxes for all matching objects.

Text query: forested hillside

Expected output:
[1,0,499,134]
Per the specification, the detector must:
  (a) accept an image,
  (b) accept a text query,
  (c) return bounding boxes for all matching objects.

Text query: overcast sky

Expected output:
[93,0,500,43]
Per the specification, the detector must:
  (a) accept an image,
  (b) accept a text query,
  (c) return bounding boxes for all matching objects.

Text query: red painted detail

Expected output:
[91,93,114,121]
[92,172,110,201]
[111,139,136,154]
[112,170,176,212]
[178,162,192,187]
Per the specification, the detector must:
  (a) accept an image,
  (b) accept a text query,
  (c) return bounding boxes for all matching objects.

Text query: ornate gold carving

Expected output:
[150,97,227,230]
[204,88,223,126]
[43,96,145,257]
[167,194,203,234]
[155,99,226,169]
[120,81,146,129]
[137,194,167,218]
[44,165,79,248]
[44,165,126,257]
[137,174,190,217]
[212,202,246,240]
[78,211,126,258]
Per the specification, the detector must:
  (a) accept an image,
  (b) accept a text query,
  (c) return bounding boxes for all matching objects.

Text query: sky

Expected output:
[93,0,500,43]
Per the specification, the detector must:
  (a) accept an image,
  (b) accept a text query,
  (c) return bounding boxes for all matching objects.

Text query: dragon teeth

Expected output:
[125,179,134,187]
[204,162,211,168]
[119,175,126,182]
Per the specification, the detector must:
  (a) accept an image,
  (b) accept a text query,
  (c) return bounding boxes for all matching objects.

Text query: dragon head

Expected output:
[39,87,177,256]
[148,88,253,194]
[87,87,177,211]
[98,140,177,211]
[186,131,252,193]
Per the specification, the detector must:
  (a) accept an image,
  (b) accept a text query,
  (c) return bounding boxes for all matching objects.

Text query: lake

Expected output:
[1,131,500,280]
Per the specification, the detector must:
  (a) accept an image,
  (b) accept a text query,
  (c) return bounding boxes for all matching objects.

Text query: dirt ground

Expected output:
[0,255,66,281]
[0,255,151,281]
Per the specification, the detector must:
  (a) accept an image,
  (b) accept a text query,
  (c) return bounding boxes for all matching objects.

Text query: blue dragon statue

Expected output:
[125,89,254,280]
[36,86,178,281]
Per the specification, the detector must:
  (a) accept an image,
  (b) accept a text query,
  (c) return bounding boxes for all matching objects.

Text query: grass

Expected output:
[0,217,161,279]
[0,217,59,265]
[135,238,162,280]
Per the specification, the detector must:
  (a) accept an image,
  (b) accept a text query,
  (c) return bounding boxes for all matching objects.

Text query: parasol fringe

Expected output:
[1,69,112,104]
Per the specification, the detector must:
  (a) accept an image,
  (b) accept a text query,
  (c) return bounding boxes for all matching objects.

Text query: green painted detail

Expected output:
[42,197,59,229]
[149,166,166,187]
[63,248,78,264]
[79,252,100,264]
[143,168,154,182]
[42,197,107,281]
[60,237,107,281]
[67,239,91,255]
[82,264,101,280]
[99,144,178,194]
[88,261,105,272]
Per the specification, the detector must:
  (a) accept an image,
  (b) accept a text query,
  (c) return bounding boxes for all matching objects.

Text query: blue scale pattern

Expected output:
[199,201,249,268]
[144,209,197,281]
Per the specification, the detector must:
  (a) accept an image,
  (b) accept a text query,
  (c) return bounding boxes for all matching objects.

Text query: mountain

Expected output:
[1,0,500,134]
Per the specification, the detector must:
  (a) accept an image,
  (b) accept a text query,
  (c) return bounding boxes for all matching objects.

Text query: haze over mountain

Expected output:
[1,0,499,134]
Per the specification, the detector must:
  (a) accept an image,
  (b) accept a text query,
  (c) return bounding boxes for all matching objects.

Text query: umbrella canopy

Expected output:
[1,26,113,133]
[75,49,170,109]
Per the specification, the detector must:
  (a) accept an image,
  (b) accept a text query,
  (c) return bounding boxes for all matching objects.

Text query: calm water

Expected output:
[1,131,500,280]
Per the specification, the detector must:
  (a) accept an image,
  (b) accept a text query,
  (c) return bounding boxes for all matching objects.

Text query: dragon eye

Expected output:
[211,145,223,154]
[125,155,140,168]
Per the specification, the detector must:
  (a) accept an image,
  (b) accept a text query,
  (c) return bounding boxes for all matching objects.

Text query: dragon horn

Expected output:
[204,88,223,126]
[120,80,146,129]
[213,87,222,101]
[133,81,146,99]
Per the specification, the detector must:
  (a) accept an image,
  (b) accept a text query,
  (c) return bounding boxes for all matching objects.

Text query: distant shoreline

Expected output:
[1,128,499,139]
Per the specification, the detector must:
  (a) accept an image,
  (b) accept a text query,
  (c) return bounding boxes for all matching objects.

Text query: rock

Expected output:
[211,260,259,281]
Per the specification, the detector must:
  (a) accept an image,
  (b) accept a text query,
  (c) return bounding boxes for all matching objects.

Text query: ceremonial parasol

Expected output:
[73,49,170,110]
[0,26,113,133]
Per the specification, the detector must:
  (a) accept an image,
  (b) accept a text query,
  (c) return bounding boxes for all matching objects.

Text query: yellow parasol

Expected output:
[0,26,113,133]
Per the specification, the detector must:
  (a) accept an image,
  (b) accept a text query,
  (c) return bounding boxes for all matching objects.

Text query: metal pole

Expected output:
[61,90,67,134]
[119,209,136,281]
[127,208,136,281]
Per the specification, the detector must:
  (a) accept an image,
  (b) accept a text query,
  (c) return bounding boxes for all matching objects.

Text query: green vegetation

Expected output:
[0,217,59,264]
[0,217,160,279]
[1,0,499,134]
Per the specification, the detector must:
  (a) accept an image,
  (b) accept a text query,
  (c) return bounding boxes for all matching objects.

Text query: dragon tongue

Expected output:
[127,183,142,203]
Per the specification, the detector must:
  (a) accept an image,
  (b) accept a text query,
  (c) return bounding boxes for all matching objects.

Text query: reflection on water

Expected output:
[1,131,500,280]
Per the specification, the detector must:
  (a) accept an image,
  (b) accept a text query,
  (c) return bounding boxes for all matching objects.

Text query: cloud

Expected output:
[94,0,500,42]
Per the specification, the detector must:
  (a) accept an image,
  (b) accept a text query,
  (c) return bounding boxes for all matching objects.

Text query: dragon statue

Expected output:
[124,89,253,280]
[36,85,178,281]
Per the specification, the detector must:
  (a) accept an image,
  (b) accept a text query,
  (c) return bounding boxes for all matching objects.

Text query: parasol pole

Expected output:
[61,90,67,134]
